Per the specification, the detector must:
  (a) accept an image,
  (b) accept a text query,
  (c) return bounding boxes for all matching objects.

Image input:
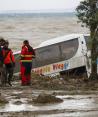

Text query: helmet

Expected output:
[0,37,5,46]
[23,40,29,45]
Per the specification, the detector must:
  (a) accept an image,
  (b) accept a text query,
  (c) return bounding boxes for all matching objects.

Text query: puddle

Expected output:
[37,111,98,117]
[0,94,98,113]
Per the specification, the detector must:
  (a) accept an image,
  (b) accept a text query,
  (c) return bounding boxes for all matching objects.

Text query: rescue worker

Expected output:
[0,37,5,86]
[20,40,35,86]
[2,40,15,86]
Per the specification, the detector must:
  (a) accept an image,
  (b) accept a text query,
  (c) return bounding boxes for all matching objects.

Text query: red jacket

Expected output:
[2,48,15,64]
[20,45,35,62]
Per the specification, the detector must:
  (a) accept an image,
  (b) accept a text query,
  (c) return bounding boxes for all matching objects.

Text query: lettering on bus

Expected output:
[64,62,69,69]
[33,62,69,75]
[53,64,64,70]
[53,62,69,70]
[33,66,51,75]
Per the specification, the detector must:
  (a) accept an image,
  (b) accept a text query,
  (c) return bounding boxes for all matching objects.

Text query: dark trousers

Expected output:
[0,62,5,85]
[5,65,14,85]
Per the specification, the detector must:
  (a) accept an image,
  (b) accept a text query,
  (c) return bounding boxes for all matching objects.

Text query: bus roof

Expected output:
[14,33,89,54]
[37,33,89,48]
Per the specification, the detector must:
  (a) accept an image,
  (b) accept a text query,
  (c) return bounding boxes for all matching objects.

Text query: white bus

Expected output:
[14,34,90,77]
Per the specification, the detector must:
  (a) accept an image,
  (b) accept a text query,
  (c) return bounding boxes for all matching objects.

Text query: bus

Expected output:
[14,34,90,77]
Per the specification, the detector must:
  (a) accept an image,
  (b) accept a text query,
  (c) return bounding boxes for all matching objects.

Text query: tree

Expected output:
[76,0,98,79]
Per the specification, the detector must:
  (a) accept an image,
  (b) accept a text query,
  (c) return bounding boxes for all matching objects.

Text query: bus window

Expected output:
[60,38,79,60]
[84,36,90,50]
[33,44,60,68]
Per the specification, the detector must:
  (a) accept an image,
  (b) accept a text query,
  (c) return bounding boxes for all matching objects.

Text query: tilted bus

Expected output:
[14,34,90,77]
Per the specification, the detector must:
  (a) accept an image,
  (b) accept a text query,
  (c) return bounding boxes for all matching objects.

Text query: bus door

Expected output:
[83,35,91,77]
[80,36,91,77]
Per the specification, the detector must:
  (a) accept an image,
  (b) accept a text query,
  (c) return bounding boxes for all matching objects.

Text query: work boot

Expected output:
[8,82,12,86]
[27,82,31,86]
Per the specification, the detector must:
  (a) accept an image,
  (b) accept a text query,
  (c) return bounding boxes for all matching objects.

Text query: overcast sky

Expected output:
[0,0,82,12]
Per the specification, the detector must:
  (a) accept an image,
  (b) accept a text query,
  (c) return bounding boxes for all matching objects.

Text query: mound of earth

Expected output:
[33,93,63,104]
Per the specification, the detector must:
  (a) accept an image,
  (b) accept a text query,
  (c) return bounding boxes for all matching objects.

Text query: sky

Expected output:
[0,0,83,12]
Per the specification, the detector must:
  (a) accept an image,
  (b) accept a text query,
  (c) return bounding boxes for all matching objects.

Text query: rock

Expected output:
[33,93,63,104]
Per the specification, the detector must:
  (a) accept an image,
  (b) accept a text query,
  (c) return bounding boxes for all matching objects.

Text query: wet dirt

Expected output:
[0,75,98,117]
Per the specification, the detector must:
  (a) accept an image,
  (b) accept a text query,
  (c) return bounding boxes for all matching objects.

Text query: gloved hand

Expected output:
[33,55,36,58]
[3,64,5,68]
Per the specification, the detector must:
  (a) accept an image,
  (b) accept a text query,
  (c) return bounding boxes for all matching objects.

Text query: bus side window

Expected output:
[33,44,61,68]
[32,38,79,68]
[60,38,79,60]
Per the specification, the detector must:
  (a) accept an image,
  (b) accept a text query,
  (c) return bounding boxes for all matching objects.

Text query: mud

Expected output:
[0,74,98,116]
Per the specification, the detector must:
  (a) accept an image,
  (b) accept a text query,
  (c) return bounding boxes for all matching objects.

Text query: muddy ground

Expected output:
[1,74,98,117]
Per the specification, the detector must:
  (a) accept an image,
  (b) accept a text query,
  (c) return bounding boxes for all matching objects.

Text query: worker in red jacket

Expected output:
[20,40,35,86]
[0,38,5,86]
[2,40,15,86]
